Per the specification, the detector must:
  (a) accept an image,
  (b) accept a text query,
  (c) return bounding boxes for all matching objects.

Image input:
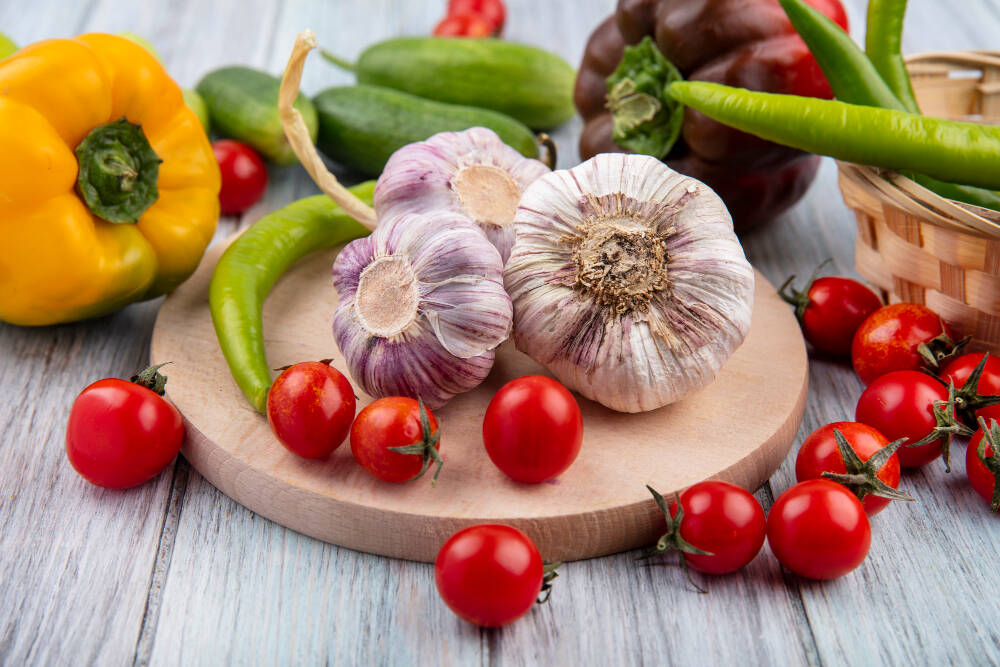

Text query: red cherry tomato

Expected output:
[483,375,583,483]
[433,12,493,37]
[213,139,268,215]
[669,481,767,575]
[794,421,902,515]
[351,397,441,483]
[435,524,545,627]
[855,370,953,468]
[767,479,871,580]
[781,272,881,356]
[967,425,1000,511]
[804,0,849,31]
[940,352,1000,425]
[266,361,356,459]
[447,0,505,33]
[66,369,184,489]
[851,303,950,385]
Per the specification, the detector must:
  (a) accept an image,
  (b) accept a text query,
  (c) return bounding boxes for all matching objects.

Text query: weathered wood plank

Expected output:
[0,303,174,664]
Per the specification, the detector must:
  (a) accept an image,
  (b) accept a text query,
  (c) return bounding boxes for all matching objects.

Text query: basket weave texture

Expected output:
[838,51,1000,353]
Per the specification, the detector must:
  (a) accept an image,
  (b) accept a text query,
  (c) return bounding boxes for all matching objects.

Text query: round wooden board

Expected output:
[151,238,808,563]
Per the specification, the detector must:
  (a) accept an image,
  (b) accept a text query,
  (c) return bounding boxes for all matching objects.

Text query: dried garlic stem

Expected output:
[279,29,377,230]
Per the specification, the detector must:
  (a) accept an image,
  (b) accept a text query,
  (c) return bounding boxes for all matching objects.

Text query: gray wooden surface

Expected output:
[1,1,998,664]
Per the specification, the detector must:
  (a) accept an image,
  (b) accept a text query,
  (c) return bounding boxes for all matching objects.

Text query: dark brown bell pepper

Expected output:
[575,0,848,231]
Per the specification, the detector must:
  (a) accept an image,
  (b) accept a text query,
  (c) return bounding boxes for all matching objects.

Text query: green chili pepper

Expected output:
[778,0,1000,212]
[668,81,1000,192]
[866,0,920,114]
[209,182,375,412]
[778,0,904,111]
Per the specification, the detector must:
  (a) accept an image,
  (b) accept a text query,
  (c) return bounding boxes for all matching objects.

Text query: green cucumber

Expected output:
[197,66,317,165]
[0,33,18,60]
[313,84,538,177]
[335,37,575,130]
[119,32,161,62]
[182,89,210,134]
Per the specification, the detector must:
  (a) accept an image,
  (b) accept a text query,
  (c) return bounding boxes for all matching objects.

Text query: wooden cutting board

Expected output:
[150,238,808,563]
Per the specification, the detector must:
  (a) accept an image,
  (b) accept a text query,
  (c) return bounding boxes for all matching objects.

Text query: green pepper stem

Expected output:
[75,118,161,223]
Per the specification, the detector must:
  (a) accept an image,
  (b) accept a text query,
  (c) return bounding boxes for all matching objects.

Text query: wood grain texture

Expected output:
[2,0,1000,665]
[150,240,807,563]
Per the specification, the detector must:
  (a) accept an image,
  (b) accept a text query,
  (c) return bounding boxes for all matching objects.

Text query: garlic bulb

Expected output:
[374,127,550,263]
[332,211,512,409]
[504,153,754,413]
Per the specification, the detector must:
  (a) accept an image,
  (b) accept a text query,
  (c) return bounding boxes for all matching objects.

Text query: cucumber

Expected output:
[313,84,538,177]
[347,37,575,130]
[182,89,210,134]
[197,66,317,165]
[119,32,161,62]
[0,33,17,60]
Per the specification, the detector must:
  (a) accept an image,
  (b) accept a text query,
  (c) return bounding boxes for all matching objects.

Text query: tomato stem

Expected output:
[130,362,171,395]
[820,429,913,502]
[537,561,562,604]
[387,398,444,484]
[975,417,1000,513]
[638,485,711,594]
[905,381,972,471]
[946,354,1000,426]
[917,324,971,370]
[778,258,833,323]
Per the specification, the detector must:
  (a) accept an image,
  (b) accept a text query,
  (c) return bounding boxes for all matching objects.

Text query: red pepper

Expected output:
[574,0,848,231]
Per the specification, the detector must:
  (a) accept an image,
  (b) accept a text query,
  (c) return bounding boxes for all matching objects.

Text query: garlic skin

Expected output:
[332,211,512,409]
[504,153,754,413]
[374,127,550,263]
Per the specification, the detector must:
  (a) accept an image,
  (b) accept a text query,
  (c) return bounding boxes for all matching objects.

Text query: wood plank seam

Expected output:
[131,460,191,667]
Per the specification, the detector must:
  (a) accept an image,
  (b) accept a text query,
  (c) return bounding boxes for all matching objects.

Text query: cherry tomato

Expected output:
[351,397,441,483]
[482,375,583,483]
[940,352,1000,425]
[266,361,356,459]
[851,303,950,386]
[213,139,268,215]
[435,524,545,627]
[667,481,767,575]
[66,367,183,489]
[794,422,902,515]
[855,370,955,468]
[767,479,871,580]
[967,425,1000,511]
[447,0,505,33]
[433,12,493,37]
[780,271,881,356]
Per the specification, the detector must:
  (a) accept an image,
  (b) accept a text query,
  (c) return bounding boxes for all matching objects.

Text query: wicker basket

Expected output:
[837,51,1000,353]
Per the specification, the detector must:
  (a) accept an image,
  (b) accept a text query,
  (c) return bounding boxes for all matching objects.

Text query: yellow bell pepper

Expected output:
[0,33,220,326]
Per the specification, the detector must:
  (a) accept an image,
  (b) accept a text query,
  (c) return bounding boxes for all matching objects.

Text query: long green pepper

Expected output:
[777,0,904,111]
[209,182,375,412]
[865,0,921,113]
[776,0,1000,212]
[668,81,1000,192]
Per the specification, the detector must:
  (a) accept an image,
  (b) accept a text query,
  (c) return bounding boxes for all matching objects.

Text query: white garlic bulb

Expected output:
[332,212,512,409]
[504,153,754,413]
[374,127,551,263]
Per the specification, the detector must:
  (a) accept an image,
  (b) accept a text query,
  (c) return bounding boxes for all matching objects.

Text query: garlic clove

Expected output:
[504,153,754,413]
[332,210,512,409]
[374,127,550,263]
